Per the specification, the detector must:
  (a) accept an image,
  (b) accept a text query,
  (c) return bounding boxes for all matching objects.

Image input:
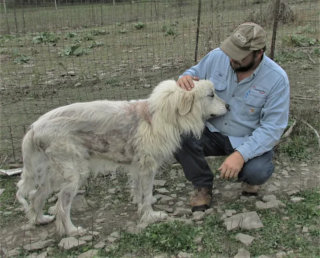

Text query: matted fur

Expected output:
[16,79,228,236]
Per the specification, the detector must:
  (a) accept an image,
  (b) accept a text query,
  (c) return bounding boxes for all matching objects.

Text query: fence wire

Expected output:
[0,0,319,163]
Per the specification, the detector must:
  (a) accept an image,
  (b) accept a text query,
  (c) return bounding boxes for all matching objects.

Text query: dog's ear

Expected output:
[178,92,195,116]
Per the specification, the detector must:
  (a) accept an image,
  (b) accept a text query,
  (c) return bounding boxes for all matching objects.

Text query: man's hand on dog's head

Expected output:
[177,75,199,91]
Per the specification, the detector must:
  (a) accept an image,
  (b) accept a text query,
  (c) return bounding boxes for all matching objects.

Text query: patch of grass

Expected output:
[134,22,145,30]
[278,135,316,161]
[282,34,319,47]
[274,50,307,64]
[113,221,199,256]
[162,25,177,36]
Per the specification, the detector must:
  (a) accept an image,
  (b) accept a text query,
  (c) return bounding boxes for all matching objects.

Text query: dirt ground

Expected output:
[0,155,319,257]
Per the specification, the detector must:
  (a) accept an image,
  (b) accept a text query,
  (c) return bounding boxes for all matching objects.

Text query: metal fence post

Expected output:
[194,0,202,63]
[270,0,281,60]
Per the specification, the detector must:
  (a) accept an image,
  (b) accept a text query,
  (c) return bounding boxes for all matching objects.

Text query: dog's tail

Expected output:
[16,128,46,222]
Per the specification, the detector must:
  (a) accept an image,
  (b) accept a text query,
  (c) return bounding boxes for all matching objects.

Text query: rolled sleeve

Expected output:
[236,78,290,162]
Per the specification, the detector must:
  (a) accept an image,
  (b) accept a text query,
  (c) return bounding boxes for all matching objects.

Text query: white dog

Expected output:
[16,79,228,236]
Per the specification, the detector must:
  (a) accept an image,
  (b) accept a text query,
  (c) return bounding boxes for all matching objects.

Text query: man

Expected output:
[175,22,290,211]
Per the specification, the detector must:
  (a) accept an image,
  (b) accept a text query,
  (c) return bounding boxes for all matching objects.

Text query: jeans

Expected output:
[174,127,275,189]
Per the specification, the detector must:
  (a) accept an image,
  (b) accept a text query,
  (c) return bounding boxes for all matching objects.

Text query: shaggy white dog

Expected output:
[16,79,228,236]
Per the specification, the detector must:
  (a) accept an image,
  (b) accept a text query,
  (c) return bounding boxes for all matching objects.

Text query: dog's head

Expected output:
[149,80,229,137]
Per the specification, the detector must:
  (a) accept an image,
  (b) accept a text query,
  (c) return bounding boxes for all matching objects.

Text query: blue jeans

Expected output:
[174,127,275,189]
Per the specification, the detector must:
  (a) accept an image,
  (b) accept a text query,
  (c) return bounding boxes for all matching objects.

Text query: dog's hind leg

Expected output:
[138,168,168,224]
[53,160,88,236]
[29,183,55,225]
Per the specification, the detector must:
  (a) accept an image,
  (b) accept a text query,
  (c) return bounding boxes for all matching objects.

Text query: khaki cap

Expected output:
[220,22,266,61]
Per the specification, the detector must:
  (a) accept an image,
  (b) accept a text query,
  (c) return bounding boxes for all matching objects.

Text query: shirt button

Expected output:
[224,122,227,125]
[232,94,235,97]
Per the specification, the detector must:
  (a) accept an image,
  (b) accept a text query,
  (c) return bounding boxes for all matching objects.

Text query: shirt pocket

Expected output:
[241,91,266,121]
[210,71,227,92]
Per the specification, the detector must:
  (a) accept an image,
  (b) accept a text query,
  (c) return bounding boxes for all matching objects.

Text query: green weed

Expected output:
[32,31,59,44]
[134,22,145,30]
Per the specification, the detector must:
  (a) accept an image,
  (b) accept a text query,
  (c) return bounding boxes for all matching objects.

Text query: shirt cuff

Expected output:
[235,145,251,163]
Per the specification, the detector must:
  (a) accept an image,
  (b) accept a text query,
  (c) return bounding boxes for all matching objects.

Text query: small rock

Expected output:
[276,251,287,258]
[177,183,186,187]
[257,256,271,258]
[153,254,169,258]
[192,211,205,221]
[286,190,300,196]
[77,250,99,258]
[95,218,105,223]
[108,188,117,194]
[106,236,117,243]
[266,185,278,192]
[176,201,184,206]
[74,82,82,87]
[79,235,93,241]
[256,200,286,210]
[224,184,232,189]
[235,233,255,246]
[156,188,170,194]
[7,249,21,256]
[24,239,55,251]
[205,208,214,215]
[225,210,236,217]
[302,226,309,233]
[290,197,305,203]
[154,204,174,213]
[0,189,5,196]
[262,195,277,202]
[177,251,193,258]
[154,180,167,186]
[194,236,203,244]
[58,237,86,250]
[224,211,263,231]
[110,231,120,238]
[94,241,106,248]
[234,248,250,258]
[173,208,192,216]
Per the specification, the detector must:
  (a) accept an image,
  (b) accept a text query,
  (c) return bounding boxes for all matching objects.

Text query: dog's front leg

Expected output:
[138,168,168,224]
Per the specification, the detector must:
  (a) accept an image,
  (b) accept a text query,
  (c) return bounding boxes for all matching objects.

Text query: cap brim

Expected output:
[220,36,253,61]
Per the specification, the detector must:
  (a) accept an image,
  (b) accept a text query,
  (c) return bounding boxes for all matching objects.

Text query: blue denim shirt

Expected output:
[182,48,290,162]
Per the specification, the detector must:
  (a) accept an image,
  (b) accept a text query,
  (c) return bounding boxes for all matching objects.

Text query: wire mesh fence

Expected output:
[0,0,319,164]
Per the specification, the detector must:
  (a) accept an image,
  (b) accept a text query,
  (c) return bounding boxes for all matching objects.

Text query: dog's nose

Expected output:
[225,104,230,111]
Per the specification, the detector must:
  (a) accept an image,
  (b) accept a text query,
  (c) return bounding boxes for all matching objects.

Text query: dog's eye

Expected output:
[208,93,215,98]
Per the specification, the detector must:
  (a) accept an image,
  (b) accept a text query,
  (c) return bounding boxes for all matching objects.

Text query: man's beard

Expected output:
[230,59,255,72]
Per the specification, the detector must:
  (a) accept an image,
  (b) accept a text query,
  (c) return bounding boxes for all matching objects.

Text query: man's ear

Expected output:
[178,92,195,116]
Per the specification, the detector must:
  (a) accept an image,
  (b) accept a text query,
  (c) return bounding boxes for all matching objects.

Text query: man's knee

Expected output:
[238,151,275,185]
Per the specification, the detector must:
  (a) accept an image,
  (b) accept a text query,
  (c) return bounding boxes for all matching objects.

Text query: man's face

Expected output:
[229,52,258,72]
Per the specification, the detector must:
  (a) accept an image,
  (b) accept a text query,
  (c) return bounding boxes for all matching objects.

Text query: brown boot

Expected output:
[241,182,260,196]
[190,188,212,212]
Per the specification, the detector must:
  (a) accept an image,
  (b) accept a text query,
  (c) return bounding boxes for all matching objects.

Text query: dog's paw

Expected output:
[140,211,168,224]
[37,215,55,224]
[68,226,87,237]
